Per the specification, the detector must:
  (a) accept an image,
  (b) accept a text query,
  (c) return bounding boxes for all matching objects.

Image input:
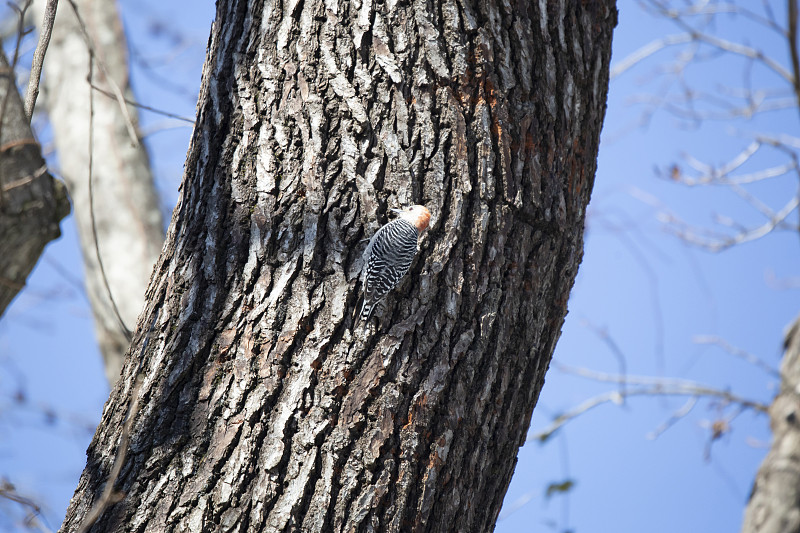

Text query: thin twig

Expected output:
[25,0,59,120]
[557,365,770,413]
[580,320,629,401]
[654,3,794,83]
[640,0,784,34]
[532,366,768,443]
[693,335,781,378]
[89,81,194,123]
[74,375,143,533]
[587,219,667,373]
[0,479,52,533]
[611,33,693,79]
[65,0,139,146]
[615,1,798,131]
[671,195,799,252]
[659,135,800,251]
[1,164,48,191]
[74,309,159,533]
[87,55,132,341]
[646,396,698,440]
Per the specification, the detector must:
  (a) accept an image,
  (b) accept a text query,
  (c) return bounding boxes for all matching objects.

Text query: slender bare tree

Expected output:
[59,0,617,531]
[33,0,165,384]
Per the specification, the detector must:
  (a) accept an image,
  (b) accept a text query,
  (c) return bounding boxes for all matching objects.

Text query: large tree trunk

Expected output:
[0,48,70,317]
[61,1,616,531]
[35,0,165,385]
[741,315,800,533]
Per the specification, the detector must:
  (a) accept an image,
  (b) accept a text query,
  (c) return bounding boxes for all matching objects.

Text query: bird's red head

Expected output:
[396,205,431,232]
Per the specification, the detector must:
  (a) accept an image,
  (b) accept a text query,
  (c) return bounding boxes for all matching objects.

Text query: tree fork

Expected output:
[61,1,617,531]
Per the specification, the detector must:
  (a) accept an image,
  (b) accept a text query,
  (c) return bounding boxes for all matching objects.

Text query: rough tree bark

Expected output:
[34,0,165,384]
[61,1,616,531]
[741,315,800,533]
[0,48,70,317]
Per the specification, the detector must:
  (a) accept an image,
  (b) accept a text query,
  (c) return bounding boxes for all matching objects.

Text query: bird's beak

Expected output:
[390,208,403,214]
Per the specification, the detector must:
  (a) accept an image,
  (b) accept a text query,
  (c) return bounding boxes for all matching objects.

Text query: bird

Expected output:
[359,205,431,325]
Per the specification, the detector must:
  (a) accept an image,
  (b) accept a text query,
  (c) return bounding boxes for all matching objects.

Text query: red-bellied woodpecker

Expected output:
[359,205,431,324]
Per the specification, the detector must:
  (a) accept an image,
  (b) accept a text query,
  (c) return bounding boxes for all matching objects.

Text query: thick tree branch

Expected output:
[0,47,69,318]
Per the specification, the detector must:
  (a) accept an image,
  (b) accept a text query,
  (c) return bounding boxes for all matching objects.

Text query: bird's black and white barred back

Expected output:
[359,205,431,324]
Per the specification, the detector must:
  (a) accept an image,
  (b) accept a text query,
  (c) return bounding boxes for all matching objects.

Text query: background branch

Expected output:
[24,0,58,120]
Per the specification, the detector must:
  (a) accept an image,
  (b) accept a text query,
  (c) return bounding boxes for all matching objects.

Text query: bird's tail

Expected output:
[355,280,381,329]
[360,300,376,325]
[352,293,371,328]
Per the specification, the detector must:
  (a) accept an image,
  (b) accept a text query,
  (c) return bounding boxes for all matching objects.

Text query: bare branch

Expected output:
[616,1,798,134]
[89,81,195,124]
[73,309,159,533]
[64,0,139,146]
[611,33,693,79]
[646,396,698,440]
[640,0,785,34]
[613,27,792,86]
[662,189,800,252]
[0,4,69,318]
[533,389,625,443]
[24,0,59,120]
[1,163,48,191]
[694,33,793,83]
[74,376,142,533]
[659,136,800,251]
[532,365,769,443]
[627,88,796,122]
[86,56,132,341]
[645,0,794,83]
[727,181,792,224]
[717,161,795,185]
[669,195,798,251]
[557,365,769,411]
[0,479,52,533]
[693,335,780,378]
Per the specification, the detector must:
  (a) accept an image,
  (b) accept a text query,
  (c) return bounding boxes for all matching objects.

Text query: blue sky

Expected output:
[501,3,799,532]
[1,2,798,532]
